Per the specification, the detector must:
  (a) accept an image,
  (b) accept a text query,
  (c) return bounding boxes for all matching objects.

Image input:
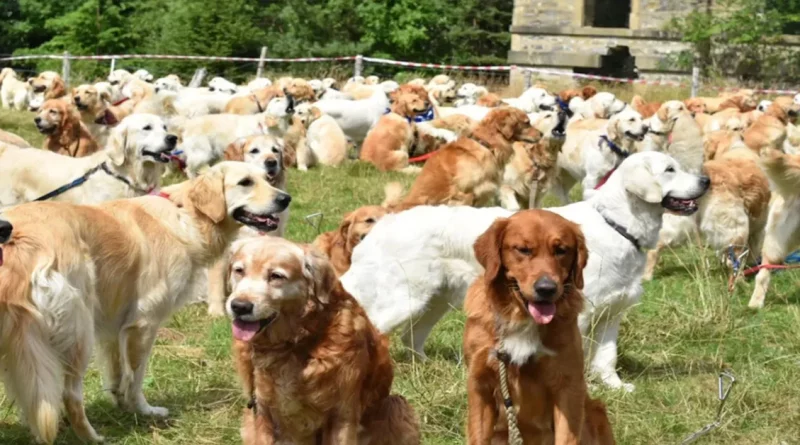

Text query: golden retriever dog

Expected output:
[639,100,688,152]
[630,94,662,118]
[73,84,114,145]
[0,114,176,207]
[464,210,614,445]
[384,107,541,210]
[225,80,315,115]
[226,237,420,445]
[0,67,33,110]
[717,93,758,112]
[293,102,348,170]
[360,88,450,173]
[558,85,598,104]
[695,90,754,114]
[499,110,567,210]
[748,148,800,308]
[703,124,746,161]
[0,128,31,147]
[743,97,800,154]
[35,98,100,157]
[313,205,389,276]
[476,93,505,107]
[684,98,708,115]
[28,71,66,100]
[206,134,290,317]
[0,162,291,444]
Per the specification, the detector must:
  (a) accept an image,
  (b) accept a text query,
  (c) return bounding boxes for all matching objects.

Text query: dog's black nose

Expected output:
[74,96,81,103]
[34,117,41,124]
[165,134,178,147]
[275,193,292,210]
[230,299,254,316]
[534,277,558,300]
[265,159,278,170]
[699,175,711,189]
[0,219,13,244]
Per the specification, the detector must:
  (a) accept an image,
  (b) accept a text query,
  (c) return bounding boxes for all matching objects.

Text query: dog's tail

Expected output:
[382,182,406,209]
[363,395,420,445]
[0,307,63,444]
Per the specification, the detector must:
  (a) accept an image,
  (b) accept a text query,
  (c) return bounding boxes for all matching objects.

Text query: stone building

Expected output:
[509,0,702,80]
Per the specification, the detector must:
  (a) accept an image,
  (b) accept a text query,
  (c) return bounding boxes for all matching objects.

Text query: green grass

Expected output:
[2,106,800,445]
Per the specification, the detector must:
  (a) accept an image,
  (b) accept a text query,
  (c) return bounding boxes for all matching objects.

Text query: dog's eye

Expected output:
[269,272,285,281]
[554,245,567,256]
[49,110,56,114]
[238,177,254,187]
[665,166,675,173]
[232,266,245,275]
[365,218,376,224]
[143,125,152,131]
[250,148,260,154]
[516,246,532,256]
[629,118,635,122]
[272,147,279,154]
[163,125,167,131]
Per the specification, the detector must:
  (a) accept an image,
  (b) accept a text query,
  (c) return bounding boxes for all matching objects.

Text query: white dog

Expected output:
[341,152,709,392]
[503,87,558,113]
[133,69,154,82]
[0,115,176,208]
[312,87,390,146]
[454,82,488,107]
[208,76,241,95]
[0,68,32,110]
[569,92,627,122]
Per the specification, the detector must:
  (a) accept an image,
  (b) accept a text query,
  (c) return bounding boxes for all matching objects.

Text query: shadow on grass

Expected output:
[618,355,720,379]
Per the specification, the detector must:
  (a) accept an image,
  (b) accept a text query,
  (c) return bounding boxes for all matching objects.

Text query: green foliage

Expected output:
[1,0,512,82]
[670,0,800,81]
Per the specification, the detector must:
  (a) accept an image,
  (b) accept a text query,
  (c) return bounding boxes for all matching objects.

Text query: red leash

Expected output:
[594,168,617,190]
[408,150,438,164]
[112,97,130,106]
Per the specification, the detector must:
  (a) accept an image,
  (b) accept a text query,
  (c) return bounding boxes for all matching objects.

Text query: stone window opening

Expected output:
[583,0,632,28]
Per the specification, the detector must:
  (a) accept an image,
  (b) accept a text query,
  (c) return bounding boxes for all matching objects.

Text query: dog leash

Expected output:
[493,350,524,445]
[304,212,324,235]
[680,370,736,444]
[33,162,154,202]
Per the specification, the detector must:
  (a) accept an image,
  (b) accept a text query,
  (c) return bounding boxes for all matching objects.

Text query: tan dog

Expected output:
[743,97,800,153]
[28,71,66,100]
[34,98,100,157]
[684,98,708,115]
[464,210,614,445]
[0,128,31,147]
[227,237,420,445]
[384,107,542,210]
[225,80,315,115]
[293,102,348,170]
[313,205,389,276]
[0,162,291,444]
[630,94,662,118]
[72,84,113,145]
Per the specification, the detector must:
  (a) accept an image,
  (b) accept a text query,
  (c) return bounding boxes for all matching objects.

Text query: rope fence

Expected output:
[2,50,798,96]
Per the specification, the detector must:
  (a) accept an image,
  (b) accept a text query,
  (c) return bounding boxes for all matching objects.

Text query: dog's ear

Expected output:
[607,116,622,141]
[495,110,517,140]
[592,98,608,119]
[474,218,509,282]
[622,164,663,203]
[107,123,128,166]
[302,245,337,305]
[656,104,669,123]
[338,211,355,247]
[49,77,66,100]
[582,86,597,100]
[311,106,323,121]
[188,169,227,223]
[569,226,589,290]
[224,138,247,161]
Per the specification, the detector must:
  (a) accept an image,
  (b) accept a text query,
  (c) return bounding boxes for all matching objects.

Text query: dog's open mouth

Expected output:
[35,124,55,135]
[32,85,46,93]
[662,196,699,215]
[232,315,276,341]
[526,300,556,325]
[625,131,646,142]
[142,150,171,163]
[233,207,280,232]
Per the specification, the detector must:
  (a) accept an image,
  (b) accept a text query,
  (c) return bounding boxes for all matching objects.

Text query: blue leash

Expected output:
[34,163,106,202]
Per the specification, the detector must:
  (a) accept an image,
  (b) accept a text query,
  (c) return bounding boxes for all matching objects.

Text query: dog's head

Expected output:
[528,109,567,140]
[481,107,541,144]
[613,152,710,215]
[154,76,182,93]
[293,102,324,127]
[607,107,648,142]
[285,79,318,104]
[224,134,284,181]
[590,92,627,119]
[474,210,588,325]
[457,83,487,101]
[768,96,800,123]
[339,205,388,253]
[391,84,431,114]
[132,69,154,83]
[187,161,291,231]
[208,77,238,95]
[520,87,557,112]
[247,77,273,92]
[226,238,336,341]
[34,99,74,135]
[28,71,64,98]
[649,100,687,134]
[72,84,109,113]
[683,98,707,116]
[108,69,132,86]
[106,113,177,168]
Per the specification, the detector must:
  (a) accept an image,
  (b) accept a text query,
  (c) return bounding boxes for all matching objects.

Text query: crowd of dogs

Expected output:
[1,64,799,444]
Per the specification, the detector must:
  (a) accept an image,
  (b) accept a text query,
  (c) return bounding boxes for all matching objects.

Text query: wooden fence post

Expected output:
[110,57,116,76]
[62,51,71,88]
[523,69,532,89]
[256,46,268,79]
[691,66,700,98]
[355,55,363,78]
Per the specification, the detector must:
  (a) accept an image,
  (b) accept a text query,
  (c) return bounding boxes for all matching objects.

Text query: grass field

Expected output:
[2,102,800,445]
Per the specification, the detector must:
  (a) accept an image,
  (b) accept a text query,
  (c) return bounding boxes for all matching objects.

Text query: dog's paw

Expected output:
[139,405,169,418]
[298,165,309,172]
[620,382,636,393]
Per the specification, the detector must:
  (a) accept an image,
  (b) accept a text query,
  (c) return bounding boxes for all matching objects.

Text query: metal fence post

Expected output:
[523,69,532,89]
[691,66,700,98]
[355,55,363,78]
[110,57,116,76]
[256,46,268,79]
[62,51,71,88]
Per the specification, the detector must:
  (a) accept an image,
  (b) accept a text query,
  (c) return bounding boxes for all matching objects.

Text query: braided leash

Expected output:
[494,351,524,445]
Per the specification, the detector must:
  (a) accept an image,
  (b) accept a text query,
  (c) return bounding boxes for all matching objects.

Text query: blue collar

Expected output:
[384,106,436,123]
[599,135,630,159]
[555,97,573,117]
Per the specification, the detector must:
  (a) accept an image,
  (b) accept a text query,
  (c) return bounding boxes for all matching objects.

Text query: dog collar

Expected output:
[555,97,573,118]
[412,107,435,123]
[599,135,630,159]
[600,212,641,251]
[648,129,668,136]
[251,93,264,113]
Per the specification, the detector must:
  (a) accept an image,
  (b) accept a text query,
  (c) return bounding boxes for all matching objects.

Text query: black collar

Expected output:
[648,129,668,136]
[599,135,630,159]
[100,163,152,194]
[252,93,264,113]
[600,212,641,251]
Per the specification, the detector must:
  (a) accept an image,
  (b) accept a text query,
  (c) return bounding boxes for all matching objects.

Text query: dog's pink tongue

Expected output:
[527,301,556,325]
[232,319,261,341]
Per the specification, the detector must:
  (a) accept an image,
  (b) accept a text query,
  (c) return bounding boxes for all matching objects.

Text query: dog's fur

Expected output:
[384,107,541,210]
[463,210,614,445]
[28,71,66,100]
[0,162,291,443]
[0,68,33,110]
[226,237,420,445]
[34,99,100,157]
[342,152,709,392]
[313,87,392,146]
[630,94,661,118]
[313,206,389,277]
[292,102,348,170]
[0,114,176,207]
[0,128,31,147]
[73,84,114,145]
[224,81,315,115]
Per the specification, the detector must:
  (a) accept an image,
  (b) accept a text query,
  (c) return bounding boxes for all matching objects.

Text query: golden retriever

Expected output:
[313,205,389,276]
[226,237,420,445]
[73,84,113,145]
[28,71,66,100]
[463,210,614,445]
[630,94,662,118]
[0,162,291,444]
[384,107,541,210]
[35,98,100,157]
[225,80,315,115]
[0,128,31,147]
[293,102,348,170]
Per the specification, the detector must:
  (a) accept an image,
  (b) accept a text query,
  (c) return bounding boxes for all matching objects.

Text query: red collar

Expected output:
[112,97,130,107]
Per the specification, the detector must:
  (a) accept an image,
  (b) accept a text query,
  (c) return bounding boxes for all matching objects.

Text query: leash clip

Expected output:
[680,370,736,445]
[304,212,324,235]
